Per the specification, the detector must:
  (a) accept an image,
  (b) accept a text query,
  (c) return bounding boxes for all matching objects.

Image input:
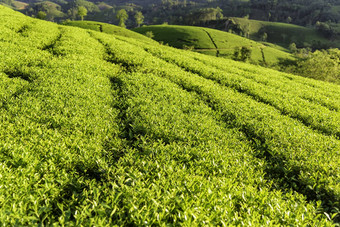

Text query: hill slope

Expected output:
[222,17,337,49]
[133,25,293,64]
[63,20,155,43]
[0,5,339,225]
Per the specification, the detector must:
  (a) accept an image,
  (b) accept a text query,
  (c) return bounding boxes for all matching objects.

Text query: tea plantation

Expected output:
[63,20,154,43]
[0,6,339,226]
[133,24,293,64]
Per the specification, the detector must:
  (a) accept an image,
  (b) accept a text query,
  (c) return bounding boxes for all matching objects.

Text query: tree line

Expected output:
[3,0,340,29]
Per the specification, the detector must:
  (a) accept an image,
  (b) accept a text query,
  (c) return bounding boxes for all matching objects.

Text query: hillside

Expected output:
[222,17,337,49]
[0,5,340,225]
[133,25,293,64]
[12,0,340,29]
[63,20,155,43]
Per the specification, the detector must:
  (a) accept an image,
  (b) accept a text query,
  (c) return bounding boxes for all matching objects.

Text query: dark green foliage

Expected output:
[233,46,252,62]
[36,10,47,19]
[116,9,128,28]
[10,0,340,35]
[144,31,154,39]
[77,6,87,21]
[24,1,64,21]
[291,49,340,84]
[186,7,223,24]
[316,21,334,38]
[134,11,143,27]
[289,42,298,53]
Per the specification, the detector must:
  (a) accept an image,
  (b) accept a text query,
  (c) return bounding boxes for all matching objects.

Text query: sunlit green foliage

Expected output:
[133,25,293,64]
[295,49,340,84]
[0,5,339,226]
[116,9,128,28]
[77,6,87,21]
[134,11,144,28]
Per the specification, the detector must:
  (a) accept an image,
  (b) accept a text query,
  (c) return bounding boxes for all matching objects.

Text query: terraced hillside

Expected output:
[0,6,339,226]
[224,17,336,49]
[63,20,155,43]
[133,25,293,64]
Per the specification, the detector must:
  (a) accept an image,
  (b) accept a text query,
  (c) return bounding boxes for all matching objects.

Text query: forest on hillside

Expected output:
[2,0,340,50]
[3,0,340,29]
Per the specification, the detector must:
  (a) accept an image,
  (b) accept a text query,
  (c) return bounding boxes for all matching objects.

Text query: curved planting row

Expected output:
[187,49,340,110]
[0,7,122,225]
[134,43,340,139]
[132,40,340,112]
[92,32,340,222]
[100,71,330,225]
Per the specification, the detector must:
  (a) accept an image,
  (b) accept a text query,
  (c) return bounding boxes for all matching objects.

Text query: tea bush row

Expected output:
[0,5,339,225]
[92,32,340,221]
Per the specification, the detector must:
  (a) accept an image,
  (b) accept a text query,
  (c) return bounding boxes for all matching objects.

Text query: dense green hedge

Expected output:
[0,6,339,225]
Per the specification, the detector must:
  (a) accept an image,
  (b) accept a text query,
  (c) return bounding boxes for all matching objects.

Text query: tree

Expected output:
[145,31,154,39]
[188,7,223,24]
[134,11,144,27]
[241,18,251,38]
[116,9,128,28]
[77,6,87,21]
[233,46,252,62]
[36,11,47,20]
[315,21,334,38]
[67,8,78,20]
[286,16,292,23]
[66,0,99,20]
[25,1,64,21]
[296,49,340,83]
[216,7,223,19]
[68,0,99,13]
[240,46,252,61]
[289,43,298,53]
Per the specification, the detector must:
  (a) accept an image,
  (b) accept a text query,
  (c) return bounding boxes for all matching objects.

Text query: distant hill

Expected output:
[12,1,28,9]
[133,25,293,64]
[63,20,155,43]
[208,17,339,49]
[0,0,28,9]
